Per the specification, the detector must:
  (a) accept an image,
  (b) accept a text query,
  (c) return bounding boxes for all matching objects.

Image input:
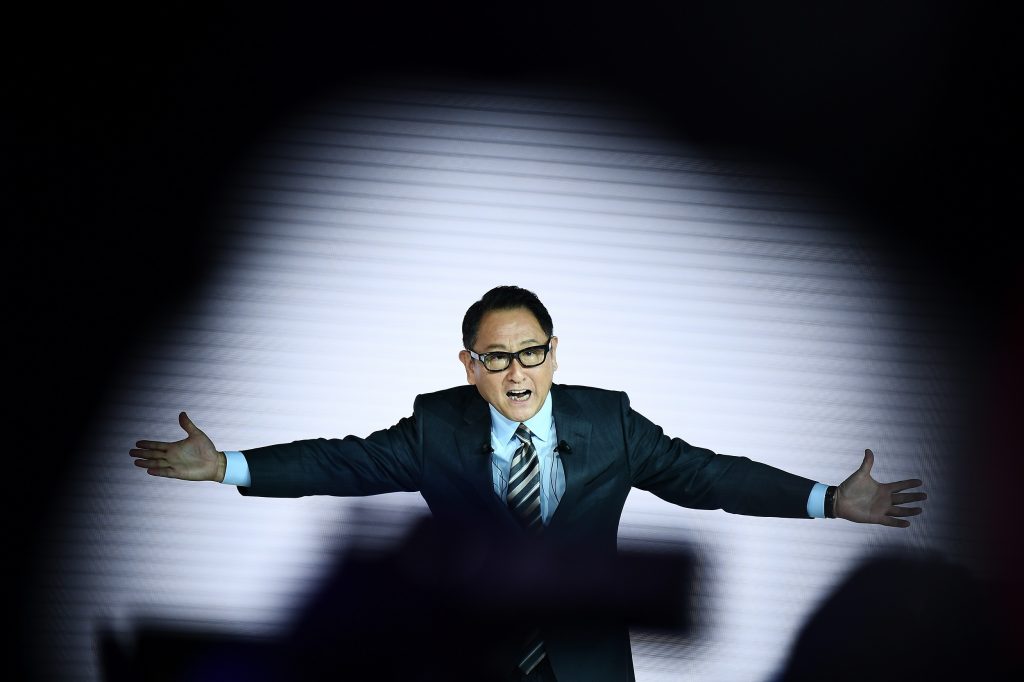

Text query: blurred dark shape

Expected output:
[100,516,693,681]
[98,627,282,682]
[774,552,1018,681]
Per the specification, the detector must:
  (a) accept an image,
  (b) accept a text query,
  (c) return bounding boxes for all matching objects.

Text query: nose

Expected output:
[505,356,527,382]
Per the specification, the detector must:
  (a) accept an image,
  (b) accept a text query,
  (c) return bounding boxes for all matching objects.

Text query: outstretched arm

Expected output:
[835,449,926,528]
[129,411,226,482]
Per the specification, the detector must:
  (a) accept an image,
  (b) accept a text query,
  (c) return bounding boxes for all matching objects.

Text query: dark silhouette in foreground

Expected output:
[774,552,1016,681]
[99,516,694,681]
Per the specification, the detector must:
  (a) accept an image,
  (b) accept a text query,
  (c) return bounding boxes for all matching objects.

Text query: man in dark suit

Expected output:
[131,285,926,680]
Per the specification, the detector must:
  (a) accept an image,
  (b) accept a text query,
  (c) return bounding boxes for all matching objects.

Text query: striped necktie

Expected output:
[508,423,546,674]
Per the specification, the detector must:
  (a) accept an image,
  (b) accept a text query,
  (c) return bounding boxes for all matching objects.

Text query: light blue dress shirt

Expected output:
[486,391,565,525]
[221,394,828,519]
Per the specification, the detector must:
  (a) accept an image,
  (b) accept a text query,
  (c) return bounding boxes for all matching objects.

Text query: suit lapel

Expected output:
[454,394,513,519]
[454,385,593,529]
[548,385,592,528]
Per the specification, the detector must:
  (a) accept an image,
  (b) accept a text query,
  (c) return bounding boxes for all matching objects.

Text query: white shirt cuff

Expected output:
[221,450,252,487]
[806,481,829,518]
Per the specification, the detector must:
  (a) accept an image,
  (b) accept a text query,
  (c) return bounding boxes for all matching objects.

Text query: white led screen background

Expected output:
[31,82,976,681]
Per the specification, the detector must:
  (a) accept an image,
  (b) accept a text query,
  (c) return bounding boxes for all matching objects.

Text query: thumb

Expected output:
[179,411,198,435]
[858,448,874,475]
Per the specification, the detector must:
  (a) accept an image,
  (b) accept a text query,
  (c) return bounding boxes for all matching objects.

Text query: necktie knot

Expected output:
[515,423,534,446]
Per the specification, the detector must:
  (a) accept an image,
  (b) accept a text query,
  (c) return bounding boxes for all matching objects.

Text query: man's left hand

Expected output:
[835,449,926,528]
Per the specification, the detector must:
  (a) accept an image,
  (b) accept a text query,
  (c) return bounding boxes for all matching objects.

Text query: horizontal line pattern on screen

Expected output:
[33,82,971,682]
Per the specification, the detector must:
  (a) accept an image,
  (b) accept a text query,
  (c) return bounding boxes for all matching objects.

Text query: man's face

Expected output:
[459,307,558,423]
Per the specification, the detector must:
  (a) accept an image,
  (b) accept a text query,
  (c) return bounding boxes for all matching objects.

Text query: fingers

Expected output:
[179,411,198,435]
[132,457,174,477]
[132,441,169,453]
[886,479,924,492]
[858,448,874,474]
[883,484,926,525]
[886,506,923,517]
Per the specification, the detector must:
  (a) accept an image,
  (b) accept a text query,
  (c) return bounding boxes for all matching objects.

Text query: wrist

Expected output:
[215,451,227,483]
[824,485,839,518]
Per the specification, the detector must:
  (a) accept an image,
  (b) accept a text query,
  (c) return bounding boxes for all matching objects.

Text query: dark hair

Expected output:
[462,286,554,350]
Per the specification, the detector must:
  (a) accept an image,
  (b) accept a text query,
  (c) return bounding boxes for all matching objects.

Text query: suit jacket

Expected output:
[240,384,816,680]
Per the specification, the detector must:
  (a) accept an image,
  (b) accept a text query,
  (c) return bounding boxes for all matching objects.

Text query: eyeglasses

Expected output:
[468,338,553,372]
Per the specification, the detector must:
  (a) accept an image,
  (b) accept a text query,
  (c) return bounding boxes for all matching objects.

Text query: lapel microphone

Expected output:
[555,440,572,454]
[481,443,494,455]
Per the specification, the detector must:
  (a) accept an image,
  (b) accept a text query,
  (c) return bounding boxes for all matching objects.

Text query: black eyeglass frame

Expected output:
[467,338,554,373]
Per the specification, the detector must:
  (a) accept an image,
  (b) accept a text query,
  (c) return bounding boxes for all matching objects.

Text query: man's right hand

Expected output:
[130,411,226,482]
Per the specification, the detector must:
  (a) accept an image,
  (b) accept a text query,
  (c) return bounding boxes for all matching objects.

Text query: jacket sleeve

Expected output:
[237,396,424,499]
[622,392,814,518]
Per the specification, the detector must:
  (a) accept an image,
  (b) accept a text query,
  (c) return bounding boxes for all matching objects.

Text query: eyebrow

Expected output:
[483,338,542,352]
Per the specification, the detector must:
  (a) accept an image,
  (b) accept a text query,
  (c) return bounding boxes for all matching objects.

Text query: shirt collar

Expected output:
[488,391,553,445]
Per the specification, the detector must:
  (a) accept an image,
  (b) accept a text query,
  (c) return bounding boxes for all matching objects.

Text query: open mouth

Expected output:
[506,389,532,402]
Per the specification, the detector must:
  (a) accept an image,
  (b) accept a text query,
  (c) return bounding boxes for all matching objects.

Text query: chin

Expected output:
[503,400,538,421]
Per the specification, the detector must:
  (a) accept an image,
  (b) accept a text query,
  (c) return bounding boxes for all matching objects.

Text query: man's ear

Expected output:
[549,336,558,371]
[458,350,477,385]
